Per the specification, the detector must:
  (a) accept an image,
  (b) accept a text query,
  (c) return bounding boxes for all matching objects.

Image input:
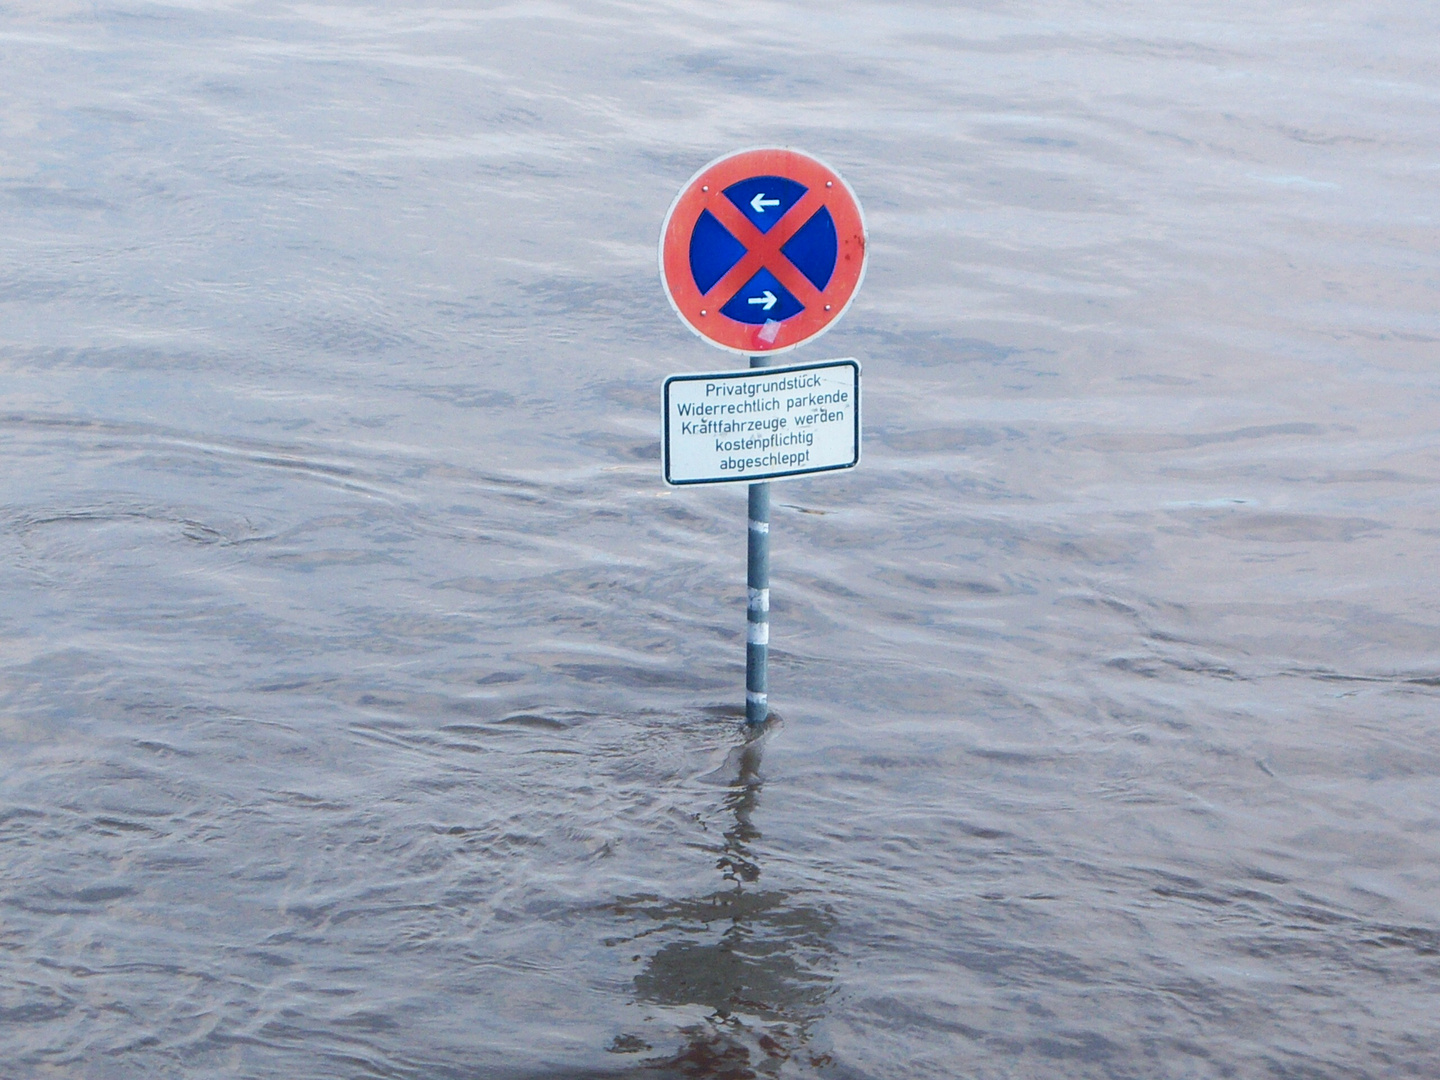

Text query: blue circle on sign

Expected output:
[686,178,839,320]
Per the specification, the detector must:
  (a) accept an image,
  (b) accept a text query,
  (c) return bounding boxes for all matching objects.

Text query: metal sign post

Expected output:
[746,356,771,725]
[658,148,867,724]
[747,474,769,723]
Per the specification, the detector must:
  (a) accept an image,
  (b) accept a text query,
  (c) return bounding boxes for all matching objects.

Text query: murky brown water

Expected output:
[2,2,1438,1077]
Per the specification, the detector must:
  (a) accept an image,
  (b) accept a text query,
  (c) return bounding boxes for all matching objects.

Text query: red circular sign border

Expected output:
[659,147,867,356]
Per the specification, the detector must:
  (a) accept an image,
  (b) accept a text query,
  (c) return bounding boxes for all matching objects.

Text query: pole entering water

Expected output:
[746,353,771,726]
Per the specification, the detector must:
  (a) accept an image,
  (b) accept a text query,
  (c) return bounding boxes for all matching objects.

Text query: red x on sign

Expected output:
[660,148,867,355]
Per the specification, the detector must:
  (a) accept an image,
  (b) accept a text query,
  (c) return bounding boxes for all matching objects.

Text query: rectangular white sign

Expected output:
[662,358,860,486]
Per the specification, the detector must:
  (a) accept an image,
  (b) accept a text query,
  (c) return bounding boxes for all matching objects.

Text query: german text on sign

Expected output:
[663,359,861,486]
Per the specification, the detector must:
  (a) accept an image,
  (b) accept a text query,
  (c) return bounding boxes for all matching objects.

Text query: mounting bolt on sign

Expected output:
[658,148,868,725]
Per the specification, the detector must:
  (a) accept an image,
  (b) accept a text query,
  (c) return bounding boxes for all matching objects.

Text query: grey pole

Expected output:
[746,353,771,726]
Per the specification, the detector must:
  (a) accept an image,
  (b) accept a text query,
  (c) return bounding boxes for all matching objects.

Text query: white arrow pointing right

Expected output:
[747,290,778,311]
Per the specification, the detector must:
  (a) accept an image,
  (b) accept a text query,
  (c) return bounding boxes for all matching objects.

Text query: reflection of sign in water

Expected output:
[631,890,835,1021]
[659,148,867,356]
[663,359,861,486]
[605,737,837,1069]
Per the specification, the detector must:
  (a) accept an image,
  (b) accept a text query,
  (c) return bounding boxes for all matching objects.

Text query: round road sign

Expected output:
[659,148,866,356]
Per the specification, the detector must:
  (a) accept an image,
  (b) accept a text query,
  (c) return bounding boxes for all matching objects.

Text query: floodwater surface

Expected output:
[2,2,1438,1077]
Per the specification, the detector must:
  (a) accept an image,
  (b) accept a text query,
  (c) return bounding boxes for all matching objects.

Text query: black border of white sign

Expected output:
[663,358,861,486]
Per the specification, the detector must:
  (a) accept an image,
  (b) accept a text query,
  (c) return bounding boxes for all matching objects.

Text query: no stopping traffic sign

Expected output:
[659,148,867,355]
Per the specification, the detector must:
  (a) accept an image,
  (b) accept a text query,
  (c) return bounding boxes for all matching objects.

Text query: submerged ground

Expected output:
[2,2,1438,1077]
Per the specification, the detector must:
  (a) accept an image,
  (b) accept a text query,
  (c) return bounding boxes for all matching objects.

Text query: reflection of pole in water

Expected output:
[717,738,762,886]
[608,725,837,1073]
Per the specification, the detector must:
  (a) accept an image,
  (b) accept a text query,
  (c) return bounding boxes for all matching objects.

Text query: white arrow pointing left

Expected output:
[750,193,781,213]
[747,290,778,311]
